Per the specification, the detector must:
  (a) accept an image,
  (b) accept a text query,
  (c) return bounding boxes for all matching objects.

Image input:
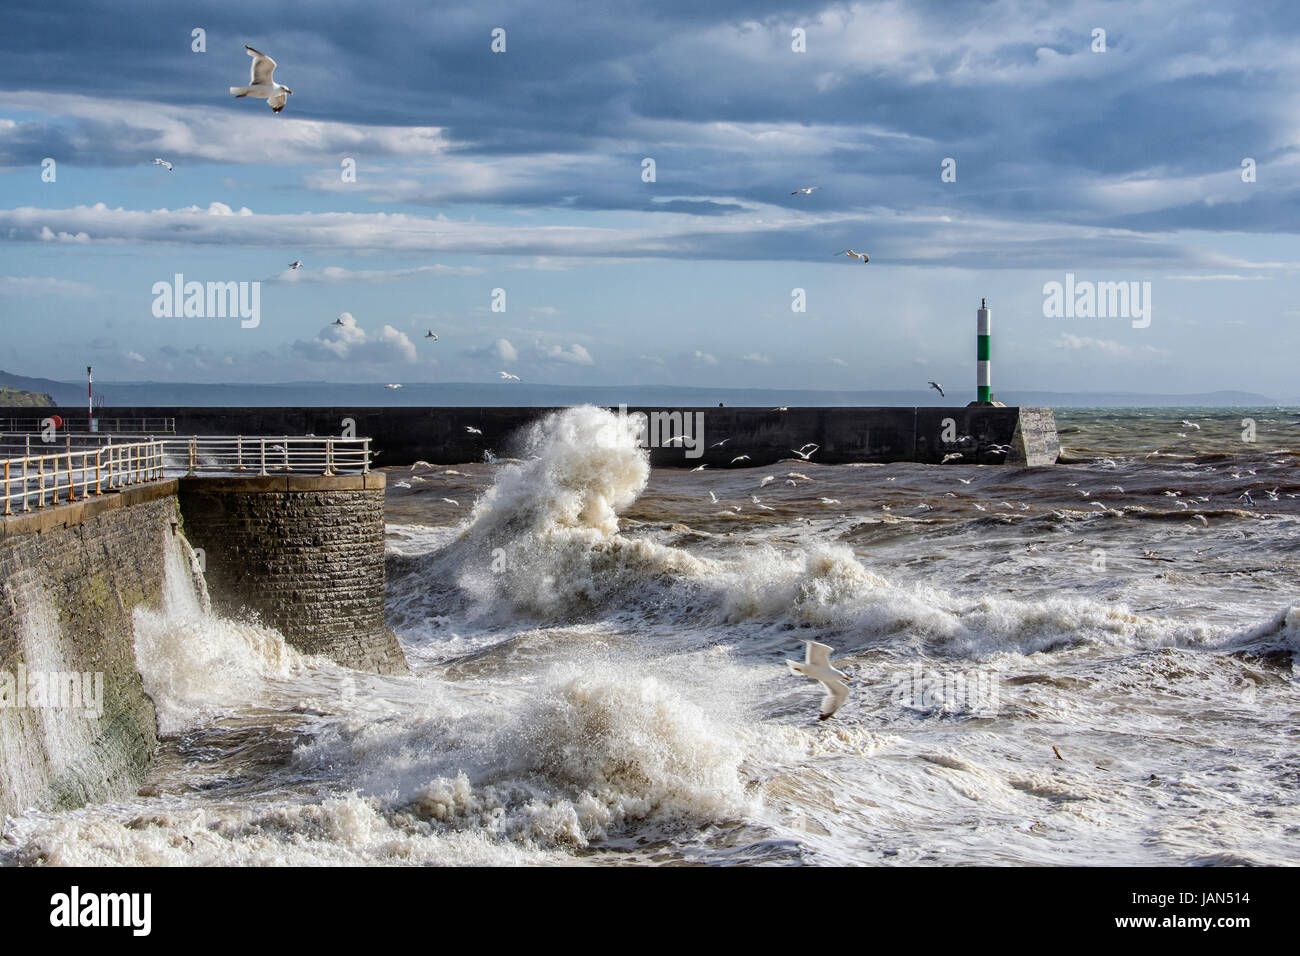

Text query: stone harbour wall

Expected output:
[176,474,408,675]
[0,485,176,817]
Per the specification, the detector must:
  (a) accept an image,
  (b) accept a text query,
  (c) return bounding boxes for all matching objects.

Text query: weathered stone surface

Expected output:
[0,497,167,817]
[178,478,407,675]
[1007,407,1061,467]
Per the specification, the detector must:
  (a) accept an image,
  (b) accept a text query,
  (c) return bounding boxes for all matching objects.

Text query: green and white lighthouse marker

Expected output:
[976,297,991,404]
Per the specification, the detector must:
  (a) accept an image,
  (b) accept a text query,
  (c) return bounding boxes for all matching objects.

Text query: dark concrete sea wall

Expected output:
[177,474,408,675]
[66,405,1060,467]
[0,484,177,817]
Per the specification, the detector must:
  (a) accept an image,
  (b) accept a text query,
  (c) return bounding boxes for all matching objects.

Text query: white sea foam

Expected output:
[132,532,306,734]
[291,657,771,848]
[6,406,1297,868]
[388,406,1245,659]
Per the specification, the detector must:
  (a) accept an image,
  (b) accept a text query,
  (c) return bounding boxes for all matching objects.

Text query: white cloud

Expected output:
[741,352,771,364]
[1054,333,1166,361]
[0,91,450,167]
[273,263,483,284]
[536,343,594,365]
[693,350,718,366]
[467,338,518,363]
[124,351,145,363]
[0,275,95,296]
[292,312,420,364]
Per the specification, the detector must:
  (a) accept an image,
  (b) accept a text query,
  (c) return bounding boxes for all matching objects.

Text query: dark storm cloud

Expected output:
[4,0,1300,258]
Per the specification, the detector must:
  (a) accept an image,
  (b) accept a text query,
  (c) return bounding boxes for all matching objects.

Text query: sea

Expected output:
[1,405,1297,866]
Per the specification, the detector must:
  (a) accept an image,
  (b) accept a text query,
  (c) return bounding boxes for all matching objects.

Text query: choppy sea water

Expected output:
[2,405,1297,866]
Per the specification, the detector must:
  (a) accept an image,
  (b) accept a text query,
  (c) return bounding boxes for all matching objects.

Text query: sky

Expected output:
[2,0,1299,398]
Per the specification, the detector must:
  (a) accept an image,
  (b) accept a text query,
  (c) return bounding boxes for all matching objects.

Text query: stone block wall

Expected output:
[177,475,407,675]
[0,487,174,817]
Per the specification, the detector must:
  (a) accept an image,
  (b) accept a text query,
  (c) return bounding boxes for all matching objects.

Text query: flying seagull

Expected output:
[791,186,822,195]
[230,45,294,113]
[499,371,521,382]
[425,331,438,340]
[465,426,483,435]
[332,316,345,325]
[153,158,173,171]
[384,383,403,389]
[837,249,870,263]
[730,454,751,464]
[790,443,819,461]
[928,381,945,398]
[786,640,851,720]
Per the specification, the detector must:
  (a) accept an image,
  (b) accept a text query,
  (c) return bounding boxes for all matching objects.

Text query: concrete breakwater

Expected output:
[58,405,1060,467]
[0,472,406,816]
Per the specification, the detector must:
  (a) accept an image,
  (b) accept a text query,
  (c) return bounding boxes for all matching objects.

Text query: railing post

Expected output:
[188,436,197,476]
[237,435,245,471]
[259,439,267,477]
[21,455,29,512]
[325,438,335,476]
[40,456,48,508]
[67,449,76,502]
[3,459,9,516]
[363,438,371,474]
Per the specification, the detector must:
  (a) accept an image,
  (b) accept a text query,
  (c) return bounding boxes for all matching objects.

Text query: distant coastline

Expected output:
[0,369,1287,410]
[0,385,54,407]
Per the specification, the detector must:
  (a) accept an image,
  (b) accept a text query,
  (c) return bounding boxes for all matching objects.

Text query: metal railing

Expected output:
[2,440,166,515]
[163,436,372,476]
[1,435,372,515]
[0,417,177,434]
[2,433,371,474]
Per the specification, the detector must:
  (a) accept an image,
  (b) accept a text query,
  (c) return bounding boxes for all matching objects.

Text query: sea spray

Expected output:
[133,530,305,734]
[292,658,765,848]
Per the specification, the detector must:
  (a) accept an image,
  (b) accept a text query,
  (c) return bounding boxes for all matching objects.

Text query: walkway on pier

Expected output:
[1,434,373,515]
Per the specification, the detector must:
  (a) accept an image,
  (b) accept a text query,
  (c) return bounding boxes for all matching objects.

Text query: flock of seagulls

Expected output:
[141,44,523,389]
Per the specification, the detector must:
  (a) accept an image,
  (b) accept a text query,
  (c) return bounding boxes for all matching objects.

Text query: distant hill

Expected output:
[0,385,54,407]
[0,370,1285,409]
[0,369,77,405]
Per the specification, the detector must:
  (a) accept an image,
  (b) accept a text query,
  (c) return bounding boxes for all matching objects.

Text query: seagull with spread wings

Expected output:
[230,45,294,113]
[787,641,851,720]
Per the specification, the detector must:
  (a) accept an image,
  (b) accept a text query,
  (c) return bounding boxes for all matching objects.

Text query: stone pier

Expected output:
[176,474,407,675]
